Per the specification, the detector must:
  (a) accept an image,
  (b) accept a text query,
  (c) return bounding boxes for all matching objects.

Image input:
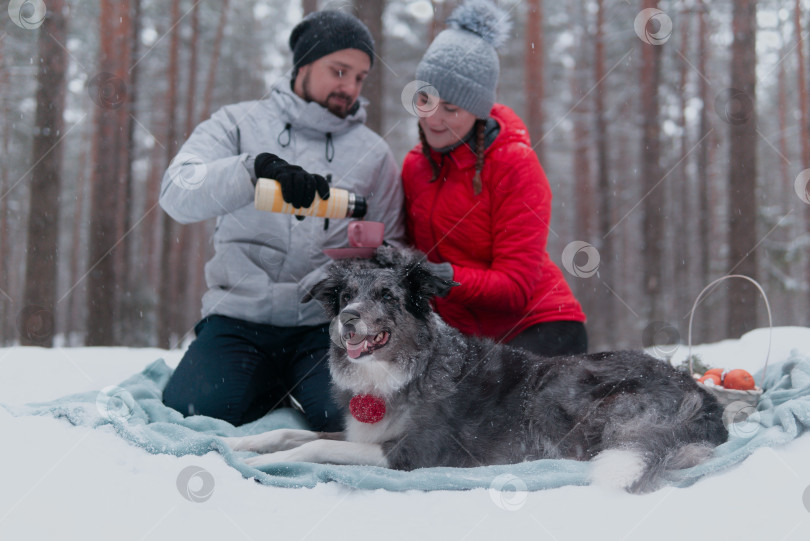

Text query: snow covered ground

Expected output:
[1,328,810,541]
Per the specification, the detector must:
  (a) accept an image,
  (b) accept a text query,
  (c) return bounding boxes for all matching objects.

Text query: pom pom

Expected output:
[350,394,386,424]
[446,0,512,49]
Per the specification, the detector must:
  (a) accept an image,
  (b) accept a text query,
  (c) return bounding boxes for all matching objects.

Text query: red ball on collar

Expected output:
[349,394,386,424]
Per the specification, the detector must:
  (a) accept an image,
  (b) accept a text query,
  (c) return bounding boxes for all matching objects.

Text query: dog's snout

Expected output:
[338,308,366,345]
[342,321,357,336]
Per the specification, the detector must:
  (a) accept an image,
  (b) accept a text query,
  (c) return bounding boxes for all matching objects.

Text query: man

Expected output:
[159,10,405,430]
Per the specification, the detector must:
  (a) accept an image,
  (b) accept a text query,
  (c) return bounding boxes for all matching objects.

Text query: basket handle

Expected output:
[687,274,773,382]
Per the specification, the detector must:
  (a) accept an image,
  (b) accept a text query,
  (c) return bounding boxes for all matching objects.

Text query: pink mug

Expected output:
[348,221,385,248]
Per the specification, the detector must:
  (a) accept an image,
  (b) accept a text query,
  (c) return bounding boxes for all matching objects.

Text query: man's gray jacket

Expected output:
[159,78,405,327]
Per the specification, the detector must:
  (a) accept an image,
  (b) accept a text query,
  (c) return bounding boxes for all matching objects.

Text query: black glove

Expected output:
[422,260,457,297]
[254,152,330,209]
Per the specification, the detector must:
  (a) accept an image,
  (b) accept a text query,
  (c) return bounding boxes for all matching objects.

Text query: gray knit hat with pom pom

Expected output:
[416,0,511,119]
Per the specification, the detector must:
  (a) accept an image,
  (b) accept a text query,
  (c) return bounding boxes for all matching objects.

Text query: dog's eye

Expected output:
[340,291,352,304]
[382,291,394,301]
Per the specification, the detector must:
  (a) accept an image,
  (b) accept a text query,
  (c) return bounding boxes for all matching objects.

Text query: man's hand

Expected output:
[254,153,330,209]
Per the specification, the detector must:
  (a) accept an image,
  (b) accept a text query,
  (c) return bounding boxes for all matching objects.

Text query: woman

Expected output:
[402,0,587,356]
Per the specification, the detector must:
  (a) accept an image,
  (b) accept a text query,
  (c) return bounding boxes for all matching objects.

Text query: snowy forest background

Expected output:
[1,0,809,352]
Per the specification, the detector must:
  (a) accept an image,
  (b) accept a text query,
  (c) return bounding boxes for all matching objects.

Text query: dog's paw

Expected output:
[244,448,306,468]
[589,449,647,491]
[222,435,260,452]
[224,429,320,454]
[222,432,285,453]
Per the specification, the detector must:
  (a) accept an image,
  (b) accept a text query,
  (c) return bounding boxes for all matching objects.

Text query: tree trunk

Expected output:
[143,101,166,289]
[615,98,636,350]
[113,0,134,343]
[594,0,615,341]
[187,0,213,331]
[184,0,200,140]
[21,0,68,347]
[429,1,455,42]
[696,0,712,298]
[176,0,202,340]
[201,0,231,122]
[120,0,142,345]
[694,0,722,344]
[795,0,810,325]
[570,0,593,245]
[726,0,759,338]
[802,3,810,326]
[86,0,128,345]
[157,0,182,349]
[777,15,799,326]
[65,126,89,346]
[795,0,809,169]
[778,45,790,197]
[302,0,318,16]
[674,5,691,328]
[0,33,10,344]
[354,0,385,134]
[567,0,595,346]
[524,0,544,163]
[429,0,441,42]
[639,0,665,329]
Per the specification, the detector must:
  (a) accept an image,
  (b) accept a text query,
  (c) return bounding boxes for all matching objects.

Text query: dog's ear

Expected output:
[301,268,344,317]
[371,244,403,268]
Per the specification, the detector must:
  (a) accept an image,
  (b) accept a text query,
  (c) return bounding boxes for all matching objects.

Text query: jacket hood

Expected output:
[264,76,368,135]
[486,104,531,148]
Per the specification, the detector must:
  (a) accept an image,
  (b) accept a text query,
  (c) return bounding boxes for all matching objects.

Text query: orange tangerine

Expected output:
[723,369,756,390]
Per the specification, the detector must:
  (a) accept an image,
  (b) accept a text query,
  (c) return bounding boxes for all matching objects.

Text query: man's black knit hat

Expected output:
[289,11,375,75]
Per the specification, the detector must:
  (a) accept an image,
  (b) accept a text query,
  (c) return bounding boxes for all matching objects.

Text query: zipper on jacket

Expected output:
[428,155,447,257]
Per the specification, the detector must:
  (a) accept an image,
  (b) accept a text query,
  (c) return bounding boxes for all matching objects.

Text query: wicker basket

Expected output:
[687,275,771,409]
[694,377,762,408]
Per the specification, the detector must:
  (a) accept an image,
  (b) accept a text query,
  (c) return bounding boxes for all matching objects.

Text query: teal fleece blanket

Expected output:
[3,351,810,491]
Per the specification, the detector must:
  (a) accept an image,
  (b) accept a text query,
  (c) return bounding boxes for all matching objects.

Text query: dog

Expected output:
[226,247,728,493]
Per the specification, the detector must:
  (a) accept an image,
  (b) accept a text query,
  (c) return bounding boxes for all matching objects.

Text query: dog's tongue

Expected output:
[345,331,390,359]
[345,337,371,359]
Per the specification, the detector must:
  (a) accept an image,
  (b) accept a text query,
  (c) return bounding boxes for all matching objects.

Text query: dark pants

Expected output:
[162,314,343,431]
[508,320,588,357]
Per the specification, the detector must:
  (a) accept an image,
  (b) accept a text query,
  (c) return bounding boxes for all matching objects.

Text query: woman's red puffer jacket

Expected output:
[402,104,586,342]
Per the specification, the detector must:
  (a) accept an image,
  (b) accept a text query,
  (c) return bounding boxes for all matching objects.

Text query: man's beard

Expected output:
[301,70,354,118]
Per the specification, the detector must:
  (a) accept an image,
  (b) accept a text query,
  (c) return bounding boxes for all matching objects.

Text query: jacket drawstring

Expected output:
[277,123,291,147]
[325,132,334,163]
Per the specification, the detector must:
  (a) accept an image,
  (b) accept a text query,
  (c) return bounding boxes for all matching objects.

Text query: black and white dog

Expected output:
[227,247,727,493]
